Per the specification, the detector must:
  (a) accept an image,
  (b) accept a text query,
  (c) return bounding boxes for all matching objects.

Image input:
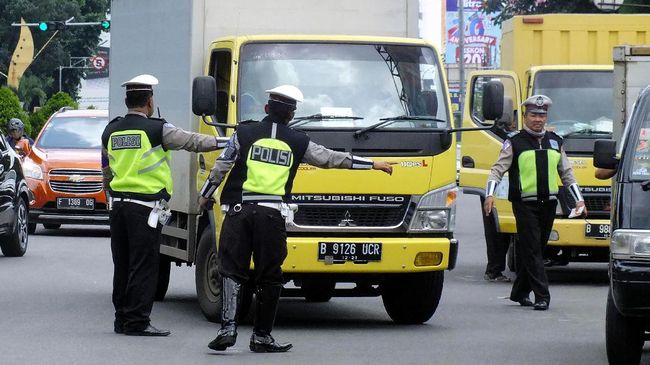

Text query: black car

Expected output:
[595,85,650,365]
[0,133,31,256]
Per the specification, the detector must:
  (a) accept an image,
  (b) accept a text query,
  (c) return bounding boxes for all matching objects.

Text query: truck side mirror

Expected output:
[482,80,504,122]
[593,139,618,170]
[192,76,217,116]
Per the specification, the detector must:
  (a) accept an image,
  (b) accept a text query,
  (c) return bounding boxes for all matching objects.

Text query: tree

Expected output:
[29,91,77,136]
[0,0,110,99]
[483,0,650,25]
[16,74,51,113]
[0,87,30,136]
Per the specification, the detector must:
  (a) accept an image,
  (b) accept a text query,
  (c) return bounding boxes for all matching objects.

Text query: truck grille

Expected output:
[560,186,610,218]
[49,169,103,194]
[294,205,409,227]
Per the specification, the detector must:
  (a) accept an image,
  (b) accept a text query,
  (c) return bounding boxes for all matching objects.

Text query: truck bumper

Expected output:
[282,236,454,273]
[547,218,610,247]
[611,259,650,317]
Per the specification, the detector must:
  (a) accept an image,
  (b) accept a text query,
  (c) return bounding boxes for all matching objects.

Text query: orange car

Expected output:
[22,108,110,233]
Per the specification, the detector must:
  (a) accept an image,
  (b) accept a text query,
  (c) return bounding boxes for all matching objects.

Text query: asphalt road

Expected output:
[0,192,647,365]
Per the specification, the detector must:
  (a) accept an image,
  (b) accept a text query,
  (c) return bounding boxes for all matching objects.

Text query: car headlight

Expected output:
[611,229,650,258]
[22,159,43,180]
[408,184,457,233]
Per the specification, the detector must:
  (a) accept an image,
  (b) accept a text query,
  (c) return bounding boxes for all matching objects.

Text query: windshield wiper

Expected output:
[354,115,447,138]
[288,113,364,128]
[561,129,612,138]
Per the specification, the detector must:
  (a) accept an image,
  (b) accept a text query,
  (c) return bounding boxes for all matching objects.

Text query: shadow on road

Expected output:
[546,264,609,285]
[32,226,111,238]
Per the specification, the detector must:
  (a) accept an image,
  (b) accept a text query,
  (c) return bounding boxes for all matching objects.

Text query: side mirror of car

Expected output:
[593,139,618,170]
[192,76,217,116]
[482,80,504,123]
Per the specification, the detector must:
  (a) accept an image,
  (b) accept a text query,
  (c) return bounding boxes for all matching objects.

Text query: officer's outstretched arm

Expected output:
[198,133,240,209]
[303,141,394,175]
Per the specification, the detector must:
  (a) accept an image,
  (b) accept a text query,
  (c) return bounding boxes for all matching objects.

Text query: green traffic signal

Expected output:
[101,20,110,30]
[38,22,48,31]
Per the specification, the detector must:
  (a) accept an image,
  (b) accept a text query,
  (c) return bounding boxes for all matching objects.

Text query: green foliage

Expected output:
[483,0,650,25]
[16,74,51,112]
[29,91,77,136]
[0,0,110,98]
[0,87,30,136]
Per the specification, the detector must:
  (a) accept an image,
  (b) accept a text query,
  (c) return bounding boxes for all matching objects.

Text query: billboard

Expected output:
[445,0,500,67]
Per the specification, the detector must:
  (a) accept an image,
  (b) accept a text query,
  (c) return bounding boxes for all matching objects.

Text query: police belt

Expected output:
[112,197,157,208]
[221,202,283,212]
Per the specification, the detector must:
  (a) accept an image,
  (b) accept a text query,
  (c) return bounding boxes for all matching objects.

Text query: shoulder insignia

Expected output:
[506,130,519,138]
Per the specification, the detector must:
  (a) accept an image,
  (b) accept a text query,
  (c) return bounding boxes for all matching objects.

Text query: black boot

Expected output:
[208,277,241,351]
[249,284,292,353]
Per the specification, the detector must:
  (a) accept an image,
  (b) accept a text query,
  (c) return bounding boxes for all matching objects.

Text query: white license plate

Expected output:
[57,197,95,210]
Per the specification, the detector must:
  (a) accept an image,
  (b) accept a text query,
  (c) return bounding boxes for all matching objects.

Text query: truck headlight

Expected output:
[611,229,650,257]
[22,159,43,180]
[408,184,457,233]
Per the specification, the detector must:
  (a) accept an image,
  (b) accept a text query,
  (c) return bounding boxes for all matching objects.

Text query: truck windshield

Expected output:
[533,70,613,138]
[628,90,650,181]
[238,42,449,130]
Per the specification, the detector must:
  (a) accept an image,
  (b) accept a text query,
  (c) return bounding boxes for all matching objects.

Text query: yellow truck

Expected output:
[110,0,458,324]
[460,14,650,267]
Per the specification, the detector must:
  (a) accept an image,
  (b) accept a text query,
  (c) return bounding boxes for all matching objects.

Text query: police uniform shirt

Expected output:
[487,128,577,187]
[102,111,229,189]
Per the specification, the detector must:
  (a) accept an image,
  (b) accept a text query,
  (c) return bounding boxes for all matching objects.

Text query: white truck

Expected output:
[109,0,460,324]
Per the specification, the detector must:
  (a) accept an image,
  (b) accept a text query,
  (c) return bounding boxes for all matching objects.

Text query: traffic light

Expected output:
[37,21,65,31]
[100,20,110,30]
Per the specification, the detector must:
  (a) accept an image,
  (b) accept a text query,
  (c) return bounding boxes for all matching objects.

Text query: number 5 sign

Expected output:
[91,56,106,70]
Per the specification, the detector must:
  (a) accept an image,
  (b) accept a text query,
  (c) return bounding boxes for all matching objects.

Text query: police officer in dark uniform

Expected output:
[198,85,394,352]
[483,95,587,310]
[102,74,228,336]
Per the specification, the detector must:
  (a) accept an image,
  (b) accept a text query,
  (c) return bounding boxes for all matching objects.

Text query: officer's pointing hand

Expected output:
[373,161,396,175]
[483,196,495,216]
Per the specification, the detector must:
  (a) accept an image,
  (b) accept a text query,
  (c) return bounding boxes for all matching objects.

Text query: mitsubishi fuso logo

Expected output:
[338,210,356,227]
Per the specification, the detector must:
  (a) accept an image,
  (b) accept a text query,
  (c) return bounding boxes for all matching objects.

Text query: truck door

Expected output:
[459,71,521,233]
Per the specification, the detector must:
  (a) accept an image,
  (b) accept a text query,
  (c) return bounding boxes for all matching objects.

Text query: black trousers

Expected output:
[110,202,162,332]
[510,200,557,304]
[480,197,509,276]
[217,204,288,287]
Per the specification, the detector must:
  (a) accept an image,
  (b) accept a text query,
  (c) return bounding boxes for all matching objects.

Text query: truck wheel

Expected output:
[43,223,61,230]
[195,228,221,323]
[302,279,335,302]
[28,223,36,235]
[154,255,171,301]
[381,271,443,324]
[1,199,29,257]
[507,236,517,273]
[606,289,644,365]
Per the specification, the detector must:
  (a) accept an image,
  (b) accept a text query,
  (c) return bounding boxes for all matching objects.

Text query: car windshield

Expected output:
[238,42,449,130]
[36,116,109,149]
[533,70,613,138]
[628,91,650,181]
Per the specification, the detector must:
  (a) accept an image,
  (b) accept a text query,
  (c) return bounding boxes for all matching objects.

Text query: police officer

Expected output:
[101,74,228,336]
[6,118,34,156]
[198,85,394,352]
[483,95,587,310]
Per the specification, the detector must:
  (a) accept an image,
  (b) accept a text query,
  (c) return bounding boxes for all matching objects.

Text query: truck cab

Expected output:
[193,35,458,324]
[459,14,650,267]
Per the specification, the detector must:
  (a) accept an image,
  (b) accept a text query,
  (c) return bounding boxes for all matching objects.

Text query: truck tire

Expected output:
[381,271,443,324]
[302,279,335,302]
[154,255,171,301]
[606,290,644,365]
[195,228,222,323]
[0,199,29,257]
[43,223,61,230]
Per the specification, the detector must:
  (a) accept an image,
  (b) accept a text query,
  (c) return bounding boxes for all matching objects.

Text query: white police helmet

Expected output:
[121,74,159,92]
[265,85,304,104]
